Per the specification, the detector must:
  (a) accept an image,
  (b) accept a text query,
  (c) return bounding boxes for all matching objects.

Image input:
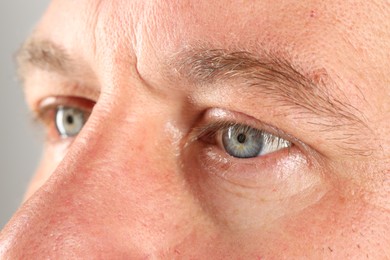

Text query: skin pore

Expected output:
[0,0,389,258]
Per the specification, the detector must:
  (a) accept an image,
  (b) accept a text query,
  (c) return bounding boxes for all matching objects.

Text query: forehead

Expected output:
[35,0,389,55]
[35,1,389,69]
[35,0,389,43]
[32,0,390,111]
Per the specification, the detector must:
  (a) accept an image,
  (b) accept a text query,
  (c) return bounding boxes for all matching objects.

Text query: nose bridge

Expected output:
[0,96,195,257]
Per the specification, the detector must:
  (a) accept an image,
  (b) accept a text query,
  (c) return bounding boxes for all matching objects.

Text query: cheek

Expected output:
[273,191,390,258]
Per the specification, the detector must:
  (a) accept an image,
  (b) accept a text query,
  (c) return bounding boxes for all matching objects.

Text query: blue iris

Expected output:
[55,107,86,137]
[222,125,264,158]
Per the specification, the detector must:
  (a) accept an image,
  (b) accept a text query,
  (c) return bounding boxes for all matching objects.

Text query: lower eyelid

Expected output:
[197,143,298,187]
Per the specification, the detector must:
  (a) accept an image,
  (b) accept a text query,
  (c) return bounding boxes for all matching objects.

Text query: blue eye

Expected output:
[55,106,86,137]
[221,125,290,158]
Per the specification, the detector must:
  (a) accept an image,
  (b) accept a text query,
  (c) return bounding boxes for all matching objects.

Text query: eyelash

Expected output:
[192,121,292,157]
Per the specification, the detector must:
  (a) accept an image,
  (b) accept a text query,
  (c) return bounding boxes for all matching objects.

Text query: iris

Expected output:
[55,107,86,137]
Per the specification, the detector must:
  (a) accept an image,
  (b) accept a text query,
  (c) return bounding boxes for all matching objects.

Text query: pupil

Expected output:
[66,115,74,125]
[237,133,246,143]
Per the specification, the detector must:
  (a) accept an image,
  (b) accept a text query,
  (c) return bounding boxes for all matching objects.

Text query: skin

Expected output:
[0,0,389,258]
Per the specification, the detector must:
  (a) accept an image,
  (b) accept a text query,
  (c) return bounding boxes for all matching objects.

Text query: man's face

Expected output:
[1,0,389,258]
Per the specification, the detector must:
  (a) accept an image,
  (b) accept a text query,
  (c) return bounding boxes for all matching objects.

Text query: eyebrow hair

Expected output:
[17,39,371,156]
[171,47,372,156]
[173,48,366,127]
[16,38,74,79]
[18,38,361,130]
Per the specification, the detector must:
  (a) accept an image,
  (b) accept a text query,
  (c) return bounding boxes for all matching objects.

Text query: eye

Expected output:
[36,96,94,140]
[55,106,87,137]
[221,124,291,158]
[197,121,292,159]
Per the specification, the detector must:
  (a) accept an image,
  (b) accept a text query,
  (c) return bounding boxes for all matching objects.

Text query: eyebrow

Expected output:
[17,39,357,127]
[172,48,366,131]
[17,39,370,155]
[16,38,74,79]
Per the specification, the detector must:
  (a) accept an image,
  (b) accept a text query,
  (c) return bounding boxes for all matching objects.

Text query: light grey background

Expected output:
[0,1,50,229]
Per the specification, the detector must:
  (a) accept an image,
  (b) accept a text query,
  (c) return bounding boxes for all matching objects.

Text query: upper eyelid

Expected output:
[190,121,239,141]
[34,96,95,123]
[185,108,313,156]
[189,120,287,145]
[38,96,95,112]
